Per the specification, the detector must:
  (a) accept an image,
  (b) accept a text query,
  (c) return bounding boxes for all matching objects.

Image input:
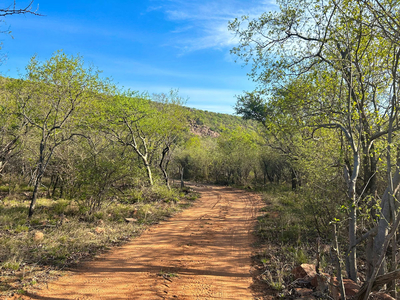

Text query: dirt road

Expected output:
[20,184,264,300]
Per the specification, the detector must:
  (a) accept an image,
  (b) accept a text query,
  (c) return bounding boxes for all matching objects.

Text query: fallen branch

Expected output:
[356,269,400,299]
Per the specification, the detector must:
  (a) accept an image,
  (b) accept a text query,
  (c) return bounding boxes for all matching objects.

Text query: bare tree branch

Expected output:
[0,1,42,17]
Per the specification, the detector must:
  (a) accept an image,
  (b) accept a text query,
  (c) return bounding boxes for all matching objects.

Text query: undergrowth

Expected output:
[253,185,338,298]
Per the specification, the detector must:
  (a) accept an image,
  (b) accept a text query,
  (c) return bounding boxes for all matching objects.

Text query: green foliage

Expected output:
[52,200,70,215]
[229,0,400,284]
[69,142,131,213]
[172,125,264,186]
[287,247,308,265]
[14,225,29,233]
[2,260,21,271]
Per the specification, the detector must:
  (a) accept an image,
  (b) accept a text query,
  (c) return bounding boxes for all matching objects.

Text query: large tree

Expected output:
[152,90,188,189]
[8,51,109,217]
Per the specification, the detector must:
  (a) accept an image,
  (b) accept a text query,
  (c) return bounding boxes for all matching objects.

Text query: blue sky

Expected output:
[0,0,276,114]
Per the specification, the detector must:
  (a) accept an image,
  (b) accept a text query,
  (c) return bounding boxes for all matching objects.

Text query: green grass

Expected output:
[158,269,180,279]
[256,190,325,244]
[253,185,336,297]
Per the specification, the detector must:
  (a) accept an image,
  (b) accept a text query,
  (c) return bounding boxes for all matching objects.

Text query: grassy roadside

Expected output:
[251,185,334,299]
[0,184,200,298]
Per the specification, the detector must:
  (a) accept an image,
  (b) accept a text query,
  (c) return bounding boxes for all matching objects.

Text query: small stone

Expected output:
[125,218,138,223]
[95,227,105,234]
[33,231,44,242]
[311,273,330,292]
[330,277,360,300]
[292,264,317,279]
[294,288,313,297]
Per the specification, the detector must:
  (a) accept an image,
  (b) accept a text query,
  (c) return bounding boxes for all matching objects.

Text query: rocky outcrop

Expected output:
[292,264,317,279]
[289,264,395,300]
[189,121,220,138]
[330,277,360,300]
[288,264,323,299]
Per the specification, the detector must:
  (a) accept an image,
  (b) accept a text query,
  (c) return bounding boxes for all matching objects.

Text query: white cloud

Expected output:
[154,0,276,53]
[146,5,163,13]
[180,22,239,51]
[170,25,193,34]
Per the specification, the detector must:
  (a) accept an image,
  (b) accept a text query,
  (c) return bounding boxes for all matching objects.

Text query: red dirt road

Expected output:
[19,185,264,300]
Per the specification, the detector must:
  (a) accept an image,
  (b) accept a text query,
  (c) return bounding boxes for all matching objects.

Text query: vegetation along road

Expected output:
[15,184,263,300]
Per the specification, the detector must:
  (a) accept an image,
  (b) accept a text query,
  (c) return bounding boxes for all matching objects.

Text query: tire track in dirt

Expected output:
[16,184,264,300]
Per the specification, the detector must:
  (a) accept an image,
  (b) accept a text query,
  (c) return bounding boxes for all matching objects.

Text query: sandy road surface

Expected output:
[18,184,263,300]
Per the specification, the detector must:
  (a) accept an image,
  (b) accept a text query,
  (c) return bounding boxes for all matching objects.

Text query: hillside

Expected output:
[186,107,258,137]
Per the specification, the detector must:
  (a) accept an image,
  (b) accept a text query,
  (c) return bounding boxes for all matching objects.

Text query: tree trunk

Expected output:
[334,224,346,300]
[139,153,153,186]
[29,172,43,218]
[344,151,360,282]
[370,165,400,284]
[291,169,297,190]
[145,162,153,186]
[388,232,397,298]
[128,139,153,186]
[373,180,394,275]
[366,236,374,280]
[347,199,357,281]
[29,140,46,218]
[159,146,170,190]
[372,117,400,278]
[180,167,184,188]
[368,149,378,196]
[356,269,400,300]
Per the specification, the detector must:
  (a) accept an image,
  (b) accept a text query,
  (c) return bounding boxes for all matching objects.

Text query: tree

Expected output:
[0,1,41,171]
[66,134,132,214]
[8,51,109,217]
[100,90,187,188]
[152,90,188,189]
[230,0,400,288]
[0,78,27,175]
[214,127,259,185]
[172,136,215,184]
[100,91,158,186]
